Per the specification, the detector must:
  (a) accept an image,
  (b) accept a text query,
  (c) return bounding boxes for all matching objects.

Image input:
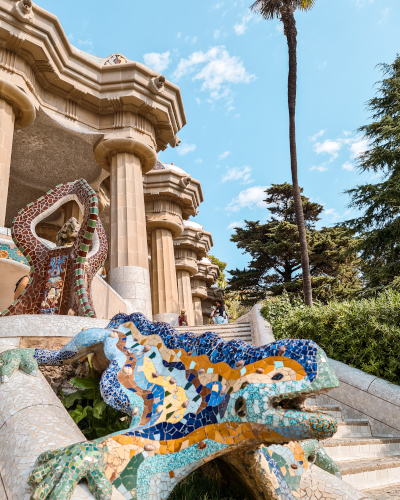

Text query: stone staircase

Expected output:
[307,397,400,499]
[175,322,254,344]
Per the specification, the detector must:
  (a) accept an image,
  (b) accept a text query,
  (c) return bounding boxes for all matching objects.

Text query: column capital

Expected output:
[175,256,198,276]
[146,214,183,238]
[93,135,157,173]
[0,79,36,129]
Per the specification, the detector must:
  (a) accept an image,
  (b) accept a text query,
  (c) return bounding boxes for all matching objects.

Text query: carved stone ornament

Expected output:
[149,75,166,94]
[13,0,34,22]
[196,231,204,240]
[179,176,191,188]
[169,135,181,148]
[103,53,128,66]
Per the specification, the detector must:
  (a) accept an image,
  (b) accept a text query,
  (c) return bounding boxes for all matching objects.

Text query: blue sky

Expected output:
[38,0,400,275]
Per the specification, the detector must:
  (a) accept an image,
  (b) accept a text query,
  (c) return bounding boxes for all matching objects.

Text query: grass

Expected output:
[168,470,249,500]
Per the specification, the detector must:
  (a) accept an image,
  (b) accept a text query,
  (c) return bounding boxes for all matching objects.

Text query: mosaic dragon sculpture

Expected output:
[0,313,340,500]
[2,178,107,317]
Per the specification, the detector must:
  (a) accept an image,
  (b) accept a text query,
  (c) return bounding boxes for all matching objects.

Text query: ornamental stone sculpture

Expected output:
[0,312,341,499]
[1,179,107,317]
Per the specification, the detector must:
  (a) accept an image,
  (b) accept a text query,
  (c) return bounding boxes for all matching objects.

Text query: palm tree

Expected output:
[250,0,316,306]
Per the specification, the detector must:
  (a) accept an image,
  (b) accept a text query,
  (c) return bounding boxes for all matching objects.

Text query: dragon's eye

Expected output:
[272,373,284,381]
[235,396,247,418]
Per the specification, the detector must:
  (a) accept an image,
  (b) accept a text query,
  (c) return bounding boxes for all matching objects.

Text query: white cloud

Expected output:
[310,165,328,172]
[324,208,340,221]
[177,32,181,38]
[349,138,369,159]
[185,36,197,44]
[310,130,325,142]
[218,151,230,160]
[143,51,171,73]
[225,185,267,212]
[343,130,352,136]
[177,143,196,155]
[172,46,255,100]
[67,33,74,41]
[227,220,245,230]
[214,28,222,39]
[235,113,240,118]
[234,12,253,35]
[78,39,93,48]
[353,0,374,6]
[195,97,201,105]
[213,2,224,8]
[222,166,253,184]
[314,139,342,160]
[342,161,354,171]
[195,158,202,164]
[319,61,327,70]
[276,24,283,34]
[379,7,390,24]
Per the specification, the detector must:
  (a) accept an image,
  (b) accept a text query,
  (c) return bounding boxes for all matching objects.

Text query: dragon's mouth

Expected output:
[270,391,337,439]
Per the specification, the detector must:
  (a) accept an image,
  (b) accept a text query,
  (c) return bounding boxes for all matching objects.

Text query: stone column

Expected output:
[191,277,208,326]
[94,136,157,319]
[62,200,83,224]
[145,195,183,325]
[151,228,180,325]
[174,247,198,326]
[0,79,36,227]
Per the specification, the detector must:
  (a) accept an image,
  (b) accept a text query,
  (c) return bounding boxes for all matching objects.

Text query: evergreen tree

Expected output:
[344,56,400,288]
[228,183,360,305]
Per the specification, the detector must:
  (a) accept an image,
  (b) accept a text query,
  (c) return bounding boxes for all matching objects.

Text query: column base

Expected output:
[153,313,179,327]
[109,266,152,320]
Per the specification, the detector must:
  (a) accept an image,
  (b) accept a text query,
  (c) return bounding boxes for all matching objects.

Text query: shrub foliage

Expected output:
[261,291,400,385]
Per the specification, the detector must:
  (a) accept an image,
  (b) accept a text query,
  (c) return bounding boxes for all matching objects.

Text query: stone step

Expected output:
[321,438,400,461]
[363,482,400,499]
[338,455,400,491]
[176,324,252,332]
[176,324,254,344]
[335,420,372,439]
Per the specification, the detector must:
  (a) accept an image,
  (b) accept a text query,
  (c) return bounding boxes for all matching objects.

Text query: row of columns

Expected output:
[0,80,219,325]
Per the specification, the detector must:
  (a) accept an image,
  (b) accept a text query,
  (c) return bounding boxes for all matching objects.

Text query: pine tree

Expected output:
[344,56,400,288]
[228,183,361,305]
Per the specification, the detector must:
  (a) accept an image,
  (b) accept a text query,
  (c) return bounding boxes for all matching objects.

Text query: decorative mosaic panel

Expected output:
[1,312,340,500]
[152,161,165,171]
[1,179,108,318]
[0,242,28,265]
[104,54,128,66]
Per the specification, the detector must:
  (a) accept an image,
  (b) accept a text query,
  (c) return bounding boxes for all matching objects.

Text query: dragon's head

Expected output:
[102,313,339,449]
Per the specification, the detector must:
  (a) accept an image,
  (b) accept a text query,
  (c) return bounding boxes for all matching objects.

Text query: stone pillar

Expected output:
[0,79,36,227]
[145,195,183,325]
[191,277,208,326]
[151,228,180,325]
[174,247,198,326]
[192,297,203,325]
[94,136,157,319]
[63,200,83,224]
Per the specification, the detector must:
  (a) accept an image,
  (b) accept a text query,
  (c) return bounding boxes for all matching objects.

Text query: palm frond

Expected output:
[250,0,316,19]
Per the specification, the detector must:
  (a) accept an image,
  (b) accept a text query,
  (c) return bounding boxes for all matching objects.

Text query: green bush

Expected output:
[260,291,400,385]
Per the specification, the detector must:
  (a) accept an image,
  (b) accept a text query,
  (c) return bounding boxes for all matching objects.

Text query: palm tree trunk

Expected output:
[281,4,313,306]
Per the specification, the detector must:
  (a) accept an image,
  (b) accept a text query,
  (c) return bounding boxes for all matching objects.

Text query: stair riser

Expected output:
[319,410,343,421]
[327,443,400,461]
[342,467,400,491]
[335,425,372,439]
